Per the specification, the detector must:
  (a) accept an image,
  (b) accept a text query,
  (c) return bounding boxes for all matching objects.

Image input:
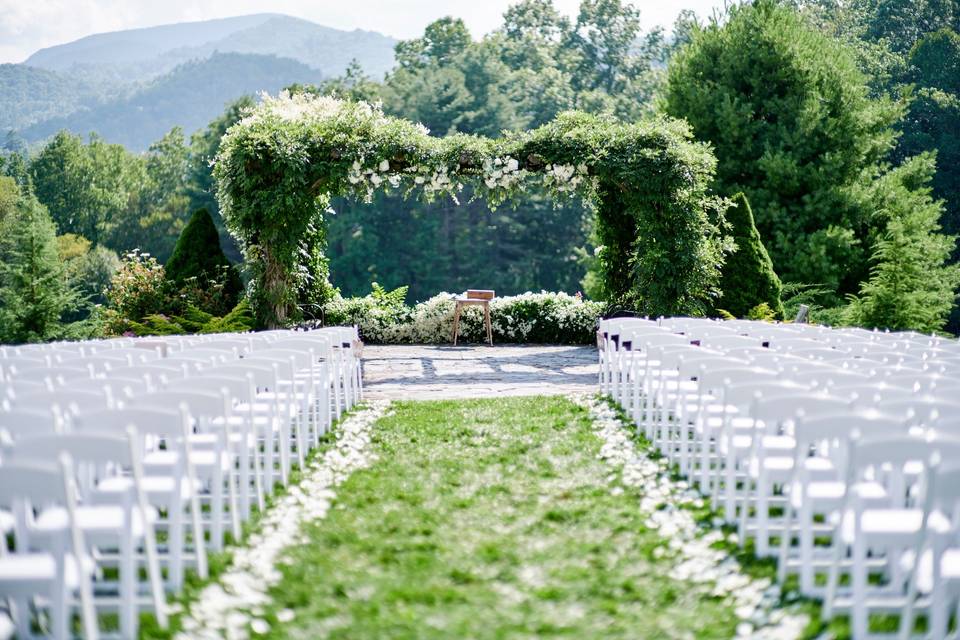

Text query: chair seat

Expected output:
[34,505,157,543]
[701,415,753,433]
[905,548,960,594]
[791,481,887,508]
[720,433,793,455]
[144,449,232,474]
[237,400,297,420]
[841,509,951,545]
[189,431,257,449]
[214,414,280,433]
[0,553,91,591]
[95,475,197,506]
[749,454,834,479]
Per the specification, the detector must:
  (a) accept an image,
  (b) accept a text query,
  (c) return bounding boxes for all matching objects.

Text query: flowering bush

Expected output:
[101,250,255,337]
[324,288,603,344]
[101,250,174,334]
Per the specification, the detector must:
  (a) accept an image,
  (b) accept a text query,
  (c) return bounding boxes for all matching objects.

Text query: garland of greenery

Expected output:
[214,93,727,328]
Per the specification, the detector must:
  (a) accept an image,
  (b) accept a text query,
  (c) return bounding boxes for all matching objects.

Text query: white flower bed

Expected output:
[324,290,603,345]
[174,401,391,640]
[576,395,809,640]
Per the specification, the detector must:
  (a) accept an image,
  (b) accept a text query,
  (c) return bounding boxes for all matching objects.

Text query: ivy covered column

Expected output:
[594,186,636,305]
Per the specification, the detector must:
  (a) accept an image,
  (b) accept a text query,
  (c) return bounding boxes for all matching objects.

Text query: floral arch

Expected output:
[214,93,727,328]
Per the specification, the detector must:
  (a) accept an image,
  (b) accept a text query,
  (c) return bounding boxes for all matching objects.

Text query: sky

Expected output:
[0,0,726,64]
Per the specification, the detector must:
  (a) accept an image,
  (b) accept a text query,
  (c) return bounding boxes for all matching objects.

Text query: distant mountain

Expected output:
[0,64,112,132]
[24,14,397,85]
[8,14,398,152]
[21,53,325,151]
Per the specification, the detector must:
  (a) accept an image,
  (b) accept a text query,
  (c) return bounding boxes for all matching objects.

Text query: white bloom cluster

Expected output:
[175,401,391,640]
[347,158,401,201]
[418,165,461,201]
[577,395,809,640]
[542,163,591,194]
[243,91,386,128]
[482,156,526,191]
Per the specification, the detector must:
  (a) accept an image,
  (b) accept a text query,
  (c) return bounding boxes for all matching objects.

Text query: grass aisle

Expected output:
[264,396,738,638]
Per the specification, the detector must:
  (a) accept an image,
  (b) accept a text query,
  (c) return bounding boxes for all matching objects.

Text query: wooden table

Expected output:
[452,297,493,346]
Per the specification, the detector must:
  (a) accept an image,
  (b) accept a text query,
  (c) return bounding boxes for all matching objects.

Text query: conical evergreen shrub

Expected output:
[718,193,785,319]
[166,208,242,308]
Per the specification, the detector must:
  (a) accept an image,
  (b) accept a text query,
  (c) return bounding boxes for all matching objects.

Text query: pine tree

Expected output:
[717,193,785,319]
[0,193,77,343]
[845,155,960,332]
[165,207,242,306]
[664,0,902,295]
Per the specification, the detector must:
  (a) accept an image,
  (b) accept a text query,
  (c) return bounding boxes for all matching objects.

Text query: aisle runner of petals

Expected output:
[576,395,809,640]
[175,400,392,640]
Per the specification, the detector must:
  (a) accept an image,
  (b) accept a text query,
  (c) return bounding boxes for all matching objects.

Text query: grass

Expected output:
[262,396,739,639]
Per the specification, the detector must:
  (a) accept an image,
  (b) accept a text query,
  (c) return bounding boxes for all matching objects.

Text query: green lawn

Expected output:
[263,396,739,639]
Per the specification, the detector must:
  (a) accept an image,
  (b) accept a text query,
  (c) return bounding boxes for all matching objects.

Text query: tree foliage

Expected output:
[717,193,785,319]
[665,0,903,297]
[0,192,77,343]
[846,154,960,331]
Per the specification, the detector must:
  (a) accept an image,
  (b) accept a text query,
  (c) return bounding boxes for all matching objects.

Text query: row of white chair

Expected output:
[0,325,363,639]
[599,316,960,640]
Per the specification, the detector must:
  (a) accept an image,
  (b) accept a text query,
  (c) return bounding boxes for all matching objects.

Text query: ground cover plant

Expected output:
[260,397,740,639]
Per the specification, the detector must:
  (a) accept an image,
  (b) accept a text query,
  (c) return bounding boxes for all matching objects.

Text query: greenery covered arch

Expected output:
[214,93,726,328]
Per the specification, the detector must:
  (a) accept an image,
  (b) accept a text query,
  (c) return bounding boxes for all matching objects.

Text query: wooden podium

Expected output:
[452,290,494,346]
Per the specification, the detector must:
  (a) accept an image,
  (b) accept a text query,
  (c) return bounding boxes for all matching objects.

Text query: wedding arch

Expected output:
[214,93,727,328]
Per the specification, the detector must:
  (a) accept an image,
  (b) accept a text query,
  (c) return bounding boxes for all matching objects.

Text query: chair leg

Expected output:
[120,532,137,639]
[50,579,69,640]
[13,597,31,639]
[756,475,770,556]
[852,535,868,640]
[798,501,815,595]
[169,501,184,590]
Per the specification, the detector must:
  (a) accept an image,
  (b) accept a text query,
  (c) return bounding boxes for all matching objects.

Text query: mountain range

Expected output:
[2,14,397,151]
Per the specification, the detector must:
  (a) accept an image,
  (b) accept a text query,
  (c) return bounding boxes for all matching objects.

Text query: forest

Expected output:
[1,0,958,342]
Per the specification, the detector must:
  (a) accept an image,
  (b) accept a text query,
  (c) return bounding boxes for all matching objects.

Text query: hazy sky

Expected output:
[0,0,726,64]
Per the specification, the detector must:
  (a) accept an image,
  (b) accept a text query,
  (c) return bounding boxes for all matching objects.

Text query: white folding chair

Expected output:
[777,412,909,595]
[130,390,240,550]
[739,392,856,556]
[77,406,207,590]
[10,431,168,638]
[0,458,98,640]
[825,435,960,638]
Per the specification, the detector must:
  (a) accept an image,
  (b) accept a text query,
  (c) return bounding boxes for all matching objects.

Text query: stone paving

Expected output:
[361,344,599,400]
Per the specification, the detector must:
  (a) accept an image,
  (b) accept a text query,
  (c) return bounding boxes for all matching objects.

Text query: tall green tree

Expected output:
[859,0,959,54]
[898,29,960,236]
[395,17,473,69]
[664,0,902,296]
[0,192,77,343]
[846,154,960,331]
[29,131,143,247]
[165,208,242,312]
[110,126,191,261]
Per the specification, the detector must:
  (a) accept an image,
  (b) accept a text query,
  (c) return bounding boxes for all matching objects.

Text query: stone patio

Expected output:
[361,344,599,400]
